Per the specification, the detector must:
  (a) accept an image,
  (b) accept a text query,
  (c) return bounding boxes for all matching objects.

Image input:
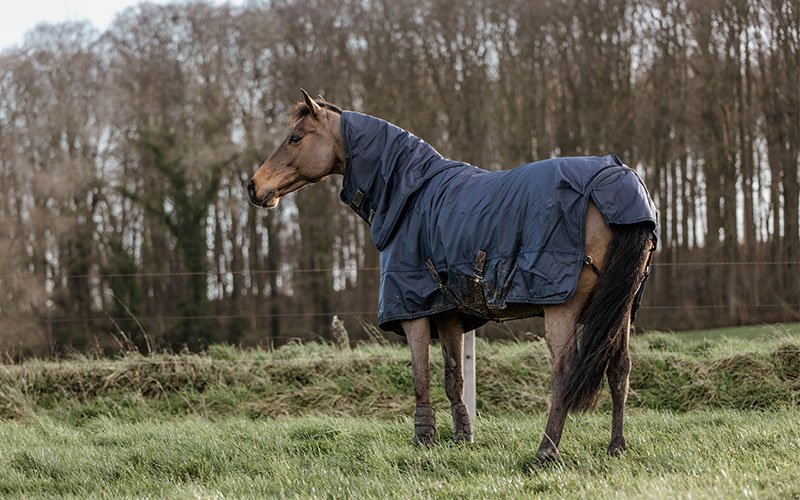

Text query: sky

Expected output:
[0,0,241,51]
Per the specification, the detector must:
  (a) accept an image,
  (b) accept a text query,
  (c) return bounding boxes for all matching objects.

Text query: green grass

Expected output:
[649,322,800,343]
[1,410,799,499]
[1,323,798,498]
[1,323,798,421]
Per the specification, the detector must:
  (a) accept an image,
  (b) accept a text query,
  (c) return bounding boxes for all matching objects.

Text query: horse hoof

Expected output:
[413,432,435,446]
[413,405,436,446]
[607,437,627,457]
[535,446,561,462]
[451,403,473,443]
[453,433,474,444]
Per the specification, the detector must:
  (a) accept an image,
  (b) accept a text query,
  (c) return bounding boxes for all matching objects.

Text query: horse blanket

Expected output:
[339,111,658,335]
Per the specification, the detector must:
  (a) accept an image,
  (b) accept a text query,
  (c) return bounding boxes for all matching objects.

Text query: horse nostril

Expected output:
[247,179,256,199]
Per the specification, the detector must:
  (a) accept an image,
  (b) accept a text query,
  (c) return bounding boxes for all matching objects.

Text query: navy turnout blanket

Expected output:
[339,111,658,335]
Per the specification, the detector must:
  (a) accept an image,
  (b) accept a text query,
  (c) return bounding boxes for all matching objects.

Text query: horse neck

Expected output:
[326,110,346,176]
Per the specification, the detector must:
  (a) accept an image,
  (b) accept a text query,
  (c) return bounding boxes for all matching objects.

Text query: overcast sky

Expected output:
[1,0,241,50]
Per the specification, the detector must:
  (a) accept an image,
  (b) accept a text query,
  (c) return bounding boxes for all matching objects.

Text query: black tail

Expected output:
[562,223,653,412]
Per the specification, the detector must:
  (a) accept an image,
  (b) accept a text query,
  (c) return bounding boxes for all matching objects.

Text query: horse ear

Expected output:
[300,88,322,119]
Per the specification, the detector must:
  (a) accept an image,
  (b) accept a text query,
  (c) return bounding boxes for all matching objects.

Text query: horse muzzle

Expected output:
[247,179,277,208]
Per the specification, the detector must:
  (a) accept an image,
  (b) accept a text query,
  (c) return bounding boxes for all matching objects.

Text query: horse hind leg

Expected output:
[536,304,579,461]
[606,316,631,456]
[536,201,607,461]
[606,232,652,456]
[435,313,473,443]
[401,317,435,446]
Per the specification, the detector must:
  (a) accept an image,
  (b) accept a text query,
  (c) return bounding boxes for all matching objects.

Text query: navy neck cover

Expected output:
[339,111,462,251]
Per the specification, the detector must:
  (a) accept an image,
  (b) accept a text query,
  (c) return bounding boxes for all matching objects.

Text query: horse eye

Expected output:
[289,135,302,144]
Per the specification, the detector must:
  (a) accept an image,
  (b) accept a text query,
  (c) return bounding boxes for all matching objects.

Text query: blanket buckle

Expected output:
[584,255,601,276]
[352,189,365,208]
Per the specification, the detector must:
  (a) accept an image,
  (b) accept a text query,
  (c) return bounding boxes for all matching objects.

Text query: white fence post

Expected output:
[464,330,476,418]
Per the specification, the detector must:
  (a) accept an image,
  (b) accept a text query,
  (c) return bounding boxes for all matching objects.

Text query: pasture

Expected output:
[1,324,799,499]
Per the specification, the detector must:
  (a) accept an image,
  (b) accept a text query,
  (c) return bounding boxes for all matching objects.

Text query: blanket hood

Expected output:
[339,111,462,251]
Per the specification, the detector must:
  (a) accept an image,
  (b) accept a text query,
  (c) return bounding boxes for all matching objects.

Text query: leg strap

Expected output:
[413,405,436,446]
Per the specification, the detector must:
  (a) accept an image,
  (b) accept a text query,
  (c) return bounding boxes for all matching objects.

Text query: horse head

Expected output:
[248,89,344,208]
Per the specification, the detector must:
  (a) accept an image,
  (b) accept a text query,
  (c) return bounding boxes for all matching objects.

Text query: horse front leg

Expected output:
[435,313,473,443]
[402,317,435,446]
[606,316,631,456]
[537,305,578,461]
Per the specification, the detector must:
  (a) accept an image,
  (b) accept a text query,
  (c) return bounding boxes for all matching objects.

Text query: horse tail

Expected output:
[562,222,653,412]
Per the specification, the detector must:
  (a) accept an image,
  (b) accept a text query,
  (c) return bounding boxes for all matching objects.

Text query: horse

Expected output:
[248,90,657,460]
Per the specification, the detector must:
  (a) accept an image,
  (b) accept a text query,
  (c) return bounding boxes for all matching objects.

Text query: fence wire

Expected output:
[1,261,797,326]
[2,261,798,281]
[1,303,798,326]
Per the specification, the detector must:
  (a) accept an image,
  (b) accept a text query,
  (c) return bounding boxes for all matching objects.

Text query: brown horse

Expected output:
[248,90,655,460]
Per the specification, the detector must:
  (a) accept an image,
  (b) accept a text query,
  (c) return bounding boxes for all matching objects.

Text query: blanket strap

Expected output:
[631,243,656,322]
[425,259,442,289]
[584,255,601,276]
[473,250,486,282]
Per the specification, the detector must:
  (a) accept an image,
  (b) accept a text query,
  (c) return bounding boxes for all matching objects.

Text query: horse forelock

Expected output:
[290,98,342,127]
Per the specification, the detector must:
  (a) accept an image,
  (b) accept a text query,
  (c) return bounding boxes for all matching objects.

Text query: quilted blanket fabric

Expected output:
[339,111,658,335]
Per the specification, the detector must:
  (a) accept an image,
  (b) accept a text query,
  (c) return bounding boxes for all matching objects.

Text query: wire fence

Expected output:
[2,260,798,281]
[1,260,797,326]
[1,305,798,326]
[0,266,381,281]
[650,261,800,267]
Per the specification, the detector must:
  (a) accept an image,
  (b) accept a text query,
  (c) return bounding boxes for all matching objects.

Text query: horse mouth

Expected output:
[248,186,279,209]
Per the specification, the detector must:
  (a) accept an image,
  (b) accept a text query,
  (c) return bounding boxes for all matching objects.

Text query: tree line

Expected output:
[0,0,797,355]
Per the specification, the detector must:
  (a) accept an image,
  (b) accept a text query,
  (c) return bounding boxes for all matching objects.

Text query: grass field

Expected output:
[652,321,800,343]
[2,411,799,499]
[1,323,798,498]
